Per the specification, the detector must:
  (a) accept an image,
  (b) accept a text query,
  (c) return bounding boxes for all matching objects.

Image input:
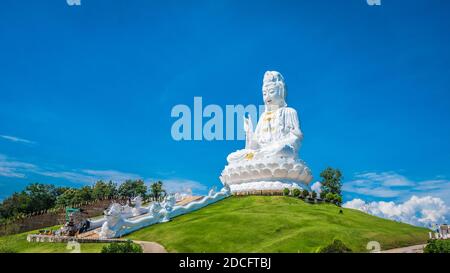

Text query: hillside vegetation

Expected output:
[125,196,428,252]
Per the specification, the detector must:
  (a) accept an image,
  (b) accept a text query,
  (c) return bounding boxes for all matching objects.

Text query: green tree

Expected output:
[92,180,117,200]
[106,180,118,199]
[320,167,343,196]
[92,180,108,200]
[311,191,317,199]
[0,192,30,218]
[292,188,301,197]
[54,186,71,197]
[23,183,58,213]
[335,195,343,206]
[0,183,67,219]
[325,192,334,203]
[319,191,327,200]
[75,186,93,202]
[119,180,147,200]
[149,181,166,202]
[301,189,309,199]
[56,189,81,207]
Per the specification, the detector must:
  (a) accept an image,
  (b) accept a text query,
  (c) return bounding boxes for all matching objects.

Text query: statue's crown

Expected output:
[263,71,285,84]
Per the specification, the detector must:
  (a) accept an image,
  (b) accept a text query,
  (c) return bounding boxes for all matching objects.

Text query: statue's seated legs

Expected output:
[257,143,297,160]
[226,149,253,163]
[226,143,298,164]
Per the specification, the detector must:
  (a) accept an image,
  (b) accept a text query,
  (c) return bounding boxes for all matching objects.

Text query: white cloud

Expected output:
[0,135,35,144]
[82,169,142,183]
[0,153,210,200]
[310,181,322,194]
[345,185,400,198]
[415,179,449,191]
[343,195,449,228]
[355,172,414,186]
[344,171,450,199]
[158,178,208,195]
[0,166,27,178]
[31,169,144,184]
[0,154,143,184]
[0,154,38,178]
[34,170,96,184]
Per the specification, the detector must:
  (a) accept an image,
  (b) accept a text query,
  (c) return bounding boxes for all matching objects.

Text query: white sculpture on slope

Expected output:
[98,203,124,239]
[131,196,147,216]
[220,71,313,193]
[98,186,231,239]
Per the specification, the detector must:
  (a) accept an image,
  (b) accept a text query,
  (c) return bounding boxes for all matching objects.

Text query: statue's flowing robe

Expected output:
[253,106,303,152]
[227,106,303,163]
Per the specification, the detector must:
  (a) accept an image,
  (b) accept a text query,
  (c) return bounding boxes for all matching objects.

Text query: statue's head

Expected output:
[262,71,287,108]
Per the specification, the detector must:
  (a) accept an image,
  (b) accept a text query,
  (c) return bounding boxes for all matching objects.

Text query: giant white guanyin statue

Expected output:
[220,71,313,194]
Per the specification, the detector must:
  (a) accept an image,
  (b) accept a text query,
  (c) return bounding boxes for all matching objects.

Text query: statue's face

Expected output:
[262,81,283,107]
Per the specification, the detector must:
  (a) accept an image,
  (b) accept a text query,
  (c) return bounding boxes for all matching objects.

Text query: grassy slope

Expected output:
[0,226,106,253]
[125,196,429,253]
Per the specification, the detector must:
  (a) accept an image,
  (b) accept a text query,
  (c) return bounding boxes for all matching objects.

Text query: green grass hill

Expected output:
[125,196,429,252]
[0,196,429,253]
[0,225,107,253]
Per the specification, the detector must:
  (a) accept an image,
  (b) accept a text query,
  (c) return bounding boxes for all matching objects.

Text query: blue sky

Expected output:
[0,0,449,215]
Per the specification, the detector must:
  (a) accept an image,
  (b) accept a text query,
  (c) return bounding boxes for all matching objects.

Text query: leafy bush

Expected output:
[324,193,343,206]
[319,239,352,253]
[301,189,309,199]
[101,240,143,253]
[325,192,334,202]
[283,188,290,196]
[424,239,450,253]
[335,195,343,206]
[311,191,317,199]
[292,188,301,197]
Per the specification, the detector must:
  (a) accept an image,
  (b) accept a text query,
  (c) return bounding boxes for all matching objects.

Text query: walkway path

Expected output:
[133,240,167,253]
[176,196,203,206]
[381,244,426,253]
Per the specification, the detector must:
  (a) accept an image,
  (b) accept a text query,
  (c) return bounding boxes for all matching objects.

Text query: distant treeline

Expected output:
[0,180,165,224]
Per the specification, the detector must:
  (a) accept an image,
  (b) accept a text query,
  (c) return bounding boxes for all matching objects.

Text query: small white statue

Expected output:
[131,196,145,216]
[208,186,217,197]
[99,203,123,239]
[159,194,176,222]
[132,196,143,208]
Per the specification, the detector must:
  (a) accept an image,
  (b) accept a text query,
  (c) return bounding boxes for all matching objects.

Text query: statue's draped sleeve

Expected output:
[282,107,303,147]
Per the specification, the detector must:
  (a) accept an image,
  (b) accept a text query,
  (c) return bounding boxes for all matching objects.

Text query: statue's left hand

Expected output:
[244,117,253,133]
[243,116,253,133]
[244,116,255,149]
